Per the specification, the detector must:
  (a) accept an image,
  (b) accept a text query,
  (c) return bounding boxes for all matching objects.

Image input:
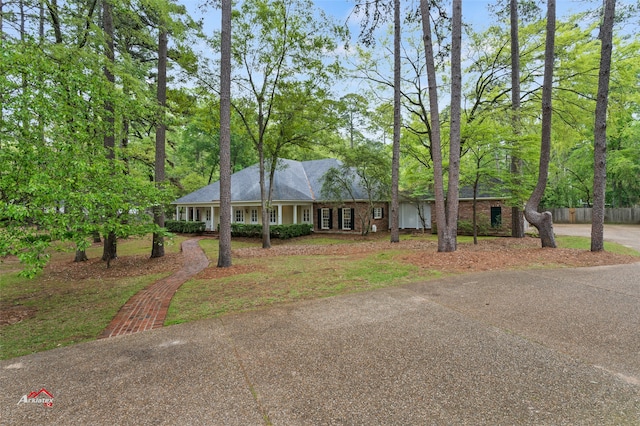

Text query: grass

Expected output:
[165,240,443,326]
[0,273,168,359]
[555,235,640,256]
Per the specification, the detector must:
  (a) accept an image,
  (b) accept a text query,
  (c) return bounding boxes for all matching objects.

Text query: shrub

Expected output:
[165,220,206,234]
[458,214,491,236]
[230,223,313,239]
[230,223,262,237]
[270,223,314,239]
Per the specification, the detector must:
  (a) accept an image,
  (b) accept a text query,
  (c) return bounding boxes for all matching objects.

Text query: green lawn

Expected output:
[166,248,443,326]
[555,235,640,256]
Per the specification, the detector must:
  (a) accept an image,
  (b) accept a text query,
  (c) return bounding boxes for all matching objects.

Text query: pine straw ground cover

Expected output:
[164,234,639,325]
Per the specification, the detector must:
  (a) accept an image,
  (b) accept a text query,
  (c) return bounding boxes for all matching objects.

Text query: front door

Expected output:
[204,208,212,231]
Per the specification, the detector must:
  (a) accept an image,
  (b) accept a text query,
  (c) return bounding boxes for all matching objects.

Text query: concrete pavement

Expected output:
[553,223,640,252]
[2,262,639,424]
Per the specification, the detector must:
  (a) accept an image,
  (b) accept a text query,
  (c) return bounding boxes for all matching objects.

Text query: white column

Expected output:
[186,207,190,222]
[176,206,179,221]
[210,206,214,230]
[293,205,298,224]
[277,204,283,225]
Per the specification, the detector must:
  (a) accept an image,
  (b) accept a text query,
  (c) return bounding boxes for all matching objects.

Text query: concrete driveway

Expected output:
[554,223,640,252]
[2,263,639,425]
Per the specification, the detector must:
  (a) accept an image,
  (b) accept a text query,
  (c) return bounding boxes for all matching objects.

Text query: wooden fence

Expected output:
[548,208,640,224]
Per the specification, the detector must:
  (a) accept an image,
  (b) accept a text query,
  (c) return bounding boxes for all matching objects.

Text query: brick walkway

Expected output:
[99,238,210,339]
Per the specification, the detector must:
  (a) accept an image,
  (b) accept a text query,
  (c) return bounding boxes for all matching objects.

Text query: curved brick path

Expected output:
[99,238,210,339]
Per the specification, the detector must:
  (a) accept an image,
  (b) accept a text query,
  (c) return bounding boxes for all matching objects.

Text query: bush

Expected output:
[230,223,313,239]
[458,214,491,236]
[270,223,314,239]
[165,220,206,234]
[230,223,262,237]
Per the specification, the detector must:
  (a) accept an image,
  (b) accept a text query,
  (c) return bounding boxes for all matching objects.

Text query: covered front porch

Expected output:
[174,202,314,231]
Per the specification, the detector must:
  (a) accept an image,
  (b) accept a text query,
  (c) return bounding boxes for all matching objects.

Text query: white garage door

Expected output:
[399,202,431,229]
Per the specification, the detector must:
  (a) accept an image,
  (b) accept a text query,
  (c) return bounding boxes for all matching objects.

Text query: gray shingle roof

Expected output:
[173,158,367,204]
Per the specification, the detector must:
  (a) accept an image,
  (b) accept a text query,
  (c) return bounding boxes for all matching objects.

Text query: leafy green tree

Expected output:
[459,117,509,244]
[339,93,373,149]
[0,0,198,276]
[350,0,402,242]
[170,98,256,195]
[0,37,167,276]
[531,13,640,211]
[321,143,391,235]
[218,0,346,248]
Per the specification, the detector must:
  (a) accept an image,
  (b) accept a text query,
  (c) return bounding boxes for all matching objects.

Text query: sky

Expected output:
[179,0,601,94]
[182,0,598,39]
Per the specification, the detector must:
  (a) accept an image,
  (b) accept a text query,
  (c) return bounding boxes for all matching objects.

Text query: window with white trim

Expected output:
[269,208,278,224]
[373,207,383,219]
[250,209,258,223]
[321,208,331,229]
[234,209,244,223]
[302,208,310,223]
[342,208,352,230]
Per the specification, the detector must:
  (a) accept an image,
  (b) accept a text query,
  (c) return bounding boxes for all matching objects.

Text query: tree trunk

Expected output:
[102,232,117,263]
[259,148,271,249]
[591,0,616,252]
[419,0,447,251]
[472,177,479,245]
[101,0,118,263]
[74,249,88,262]
[264,158,280,248]
[102,0,115,160]
[217,0,232,267]
[524,0,557,248]
[510,0,525,238]
[389,0,401,244]
[444,0,463,252]
[151,28,168,259]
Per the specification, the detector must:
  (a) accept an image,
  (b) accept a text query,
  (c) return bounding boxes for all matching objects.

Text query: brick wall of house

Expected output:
[433,199,512,236]
[313,202,389,234]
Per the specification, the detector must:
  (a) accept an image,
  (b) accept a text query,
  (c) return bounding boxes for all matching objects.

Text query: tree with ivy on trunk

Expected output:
[151,25,168,259]
[101,0,118,265]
